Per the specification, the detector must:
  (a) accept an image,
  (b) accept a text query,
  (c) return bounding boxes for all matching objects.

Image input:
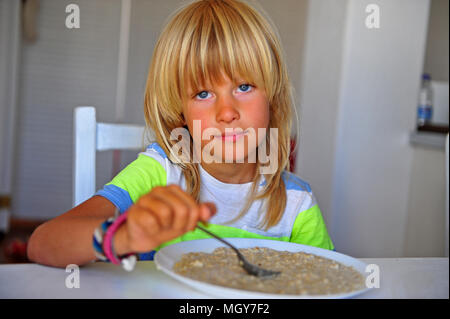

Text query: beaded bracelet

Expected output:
[93,210,137,271]
[92,217,115,262]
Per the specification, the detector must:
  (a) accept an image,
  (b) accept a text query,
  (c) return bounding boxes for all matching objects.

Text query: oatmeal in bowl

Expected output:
[173,247,365,295]
[154,238,370,298]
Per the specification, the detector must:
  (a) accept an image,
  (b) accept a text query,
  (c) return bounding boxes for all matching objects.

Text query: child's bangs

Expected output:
[179,1,274,98]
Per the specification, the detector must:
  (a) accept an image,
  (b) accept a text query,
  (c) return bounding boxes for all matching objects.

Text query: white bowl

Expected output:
[154,238,371,299]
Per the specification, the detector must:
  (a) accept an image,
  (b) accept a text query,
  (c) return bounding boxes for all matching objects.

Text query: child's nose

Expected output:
[215,94,240,123]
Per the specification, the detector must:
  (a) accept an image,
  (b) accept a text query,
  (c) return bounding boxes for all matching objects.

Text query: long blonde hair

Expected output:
[144,0,294,230]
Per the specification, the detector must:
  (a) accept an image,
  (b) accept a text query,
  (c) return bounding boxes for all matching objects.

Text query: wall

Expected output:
[423,0,449,82]
[257,0,308,136]
[332,0,431,258]
[404,0,448,257]
[404,145,446,257]
[11,0,122,219]
[294,0,348,230]
[0,0,21,195]
[298,0,447,258]
[0,0,21,232]
[297,0,433,258]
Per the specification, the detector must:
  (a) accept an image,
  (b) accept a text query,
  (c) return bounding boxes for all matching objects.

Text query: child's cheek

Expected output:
[185,112,215,143]
[249,100,270,129]
[254,102,270,146]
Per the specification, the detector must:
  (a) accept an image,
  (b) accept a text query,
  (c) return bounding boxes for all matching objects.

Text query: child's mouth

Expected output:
[214,130,248,142]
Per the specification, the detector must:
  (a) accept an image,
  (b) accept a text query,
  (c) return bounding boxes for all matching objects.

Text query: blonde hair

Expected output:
[144,0,294,230]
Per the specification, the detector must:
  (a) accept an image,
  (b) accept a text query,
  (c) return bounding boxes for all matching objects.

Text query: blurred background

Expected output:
[0,0,448,263]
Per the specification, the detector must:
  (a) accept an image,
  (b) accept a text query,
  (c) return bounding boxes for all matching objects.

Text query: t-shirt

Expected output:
[95,142,334,260]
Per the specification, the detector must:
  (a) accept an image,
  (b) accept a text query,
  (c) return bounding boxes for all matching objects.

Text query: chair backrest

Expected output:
[73,106,149,207]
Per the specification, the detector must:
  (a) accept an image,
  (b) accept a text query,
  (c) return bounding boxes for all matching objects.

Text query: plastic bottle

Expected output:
[417,73,433,127]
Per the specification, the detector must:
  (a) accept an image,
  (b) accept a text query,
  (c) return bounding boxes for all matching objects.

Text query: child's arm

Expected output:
[27,195,116,267]
[27,185,216,268]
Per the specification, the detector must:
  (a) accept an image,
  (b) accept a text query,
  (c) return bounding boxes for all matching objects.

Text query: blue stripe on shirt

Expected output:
[283,171,312,192]
[95,184,133,214]
[147,142,168,159]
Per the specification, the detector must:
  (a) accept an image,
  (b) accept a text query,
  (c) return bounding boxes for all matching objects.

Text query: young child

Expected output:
[27,0,334,270]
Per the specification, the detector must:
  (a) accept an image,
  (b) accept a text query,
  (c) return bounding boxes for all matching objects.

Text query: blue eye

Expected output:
[196,91,211,100]
[237,84,252,92]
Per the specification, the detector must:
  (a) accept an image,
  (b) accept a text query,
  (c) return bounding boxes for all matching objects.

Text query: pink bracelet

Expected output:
[103,211,130,266]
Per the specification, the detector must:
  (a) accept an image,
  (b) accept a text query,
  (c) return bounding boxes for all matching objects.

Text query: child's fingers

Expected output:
[165,185,200,232]
[135,191,173,229]
[127,204,162,238]
[166,186,216,230]
[143,186,190,231]
[154,186,191,232]
[200,202,217,222]
[136,195,173,229]
[181,206,200,232]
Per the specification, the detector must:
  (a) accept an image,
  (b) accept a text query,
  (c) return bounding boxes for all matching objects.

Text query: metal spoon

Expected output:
[196,225,281,277]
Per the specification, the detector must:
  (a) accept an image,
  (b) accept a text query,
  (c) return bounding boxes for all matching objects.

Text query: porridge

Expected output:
[173,247,365,295]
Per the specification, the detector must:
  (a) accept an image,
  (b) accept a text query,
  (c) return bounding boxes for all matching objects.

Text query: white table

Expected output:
[0,258,448,299]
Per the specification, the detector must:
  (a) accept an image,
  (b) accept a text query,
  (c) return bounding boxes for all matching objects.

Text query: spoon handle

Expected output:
[196,225,243,258]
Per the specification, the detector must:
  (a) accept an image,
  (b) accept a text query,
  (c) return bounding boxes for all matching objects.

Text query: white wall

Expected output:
[11,0,122,219]
[257,0,308,134]
[332,0,429,257]
[404,0,448,257]
[405,145,446,257]
[297,0,434,258]
[334,0,430,258]
[295,0,348,229]
[332,0,432,258]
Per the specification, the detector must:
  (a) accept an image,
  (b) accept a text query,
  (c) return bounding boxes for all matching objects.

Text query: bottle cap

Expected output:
[422,73,431,80]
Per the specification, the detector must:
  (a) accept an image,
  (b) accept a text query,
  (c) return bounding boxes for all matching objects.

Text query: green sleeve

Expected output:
[289,204,334,250]
[107,154,167,203]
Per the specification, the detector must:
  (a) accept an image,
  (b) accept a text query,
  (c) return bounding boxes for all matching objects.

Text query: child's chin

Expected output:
[223,155,246,164]
[202,152,250,164]
[224,149,259,164]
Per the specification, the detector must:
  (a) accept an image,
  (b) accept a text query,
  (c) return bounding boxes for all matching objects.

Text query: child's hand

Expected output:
[115,185,216,254]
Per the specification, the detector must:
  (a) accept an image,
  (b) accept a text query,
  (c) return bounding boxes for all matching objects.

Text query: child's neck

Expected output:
[200,161,257,184]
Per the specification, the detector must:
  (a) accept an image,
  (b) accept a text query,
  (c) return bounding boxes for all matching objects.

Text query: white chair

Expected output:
[73,106,150,207]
